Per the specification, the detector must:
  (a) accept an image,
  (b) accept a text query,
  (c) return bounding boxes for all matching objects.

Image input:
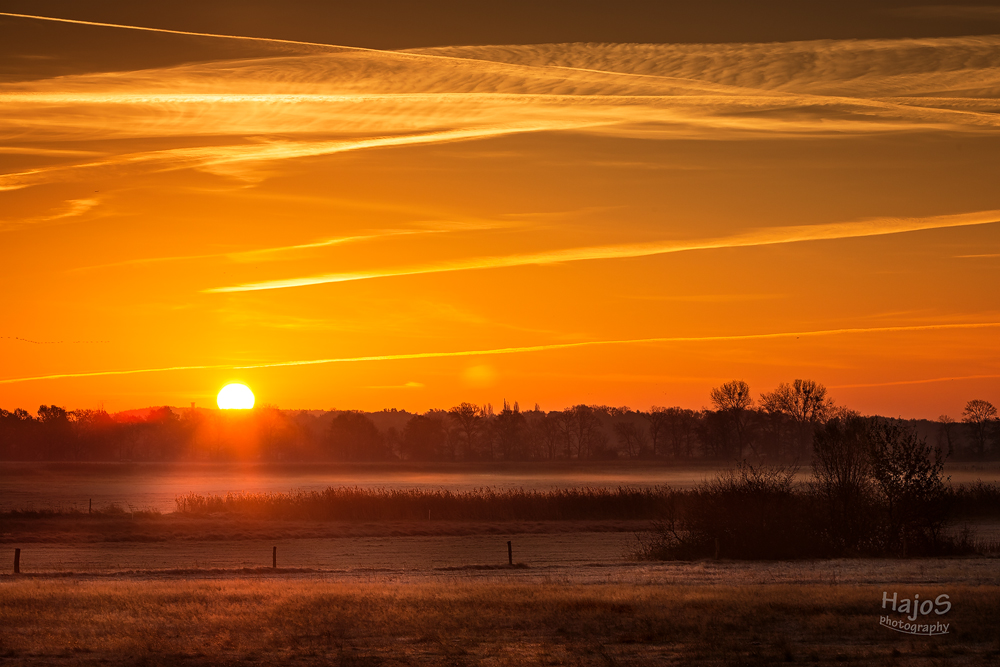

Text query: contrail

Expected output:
[0,123,598,193]
[0,11,347,50]
[830,374,1000,389]
[2,321,998,384]
[206,209,1000,293]
[0,364,232,384]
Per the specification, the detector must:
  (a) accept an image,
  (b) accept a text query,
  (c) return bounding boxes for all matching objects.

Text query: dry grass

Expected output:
[1,578,998,665]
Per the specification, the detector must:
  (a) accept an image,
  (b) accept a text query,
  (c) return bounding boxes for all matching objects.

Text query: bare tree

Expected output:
[644,406,673,458]
[760,379,832,459]
[494,400,525,460]
[448,402,482,460]
[962,399,997,460]
[613,418,648,459]
[937,415,956,457]
[710,380,754,458]
[759,379,831,423]
[563,405,604,459]
[534,411,564,460]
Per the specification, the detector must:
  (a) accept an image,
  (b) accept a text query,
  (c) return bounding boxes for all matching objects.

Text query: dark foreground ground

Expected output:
[2,561,998,666]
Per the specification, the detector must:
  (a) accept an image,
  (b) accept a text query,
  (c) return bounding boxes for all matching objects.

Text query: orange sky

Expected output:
[1,6,998,418]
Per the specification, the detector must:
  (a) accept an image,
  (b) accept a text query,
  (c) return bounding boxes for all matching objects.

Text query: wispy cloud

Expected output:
[0,123,603,192]
[0,198,99,230]
[3,321,998,385]
[70,221,512,272]
[0,147,102,156]
[2,15,1000,194]
[206,209,1000,292]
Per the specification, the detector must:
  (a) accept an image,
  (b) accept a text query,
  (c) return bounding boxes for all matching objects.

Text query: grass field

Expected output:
[3,465,999,664]
[2,577,998,665]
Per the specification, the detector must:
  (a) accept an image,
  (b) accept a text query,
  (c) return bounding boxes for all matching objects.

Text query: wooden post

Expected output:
[507,540,512,566]
[88,499,92,515]
[714,538,719,560]
[272,546,277,569]
[14,548,20,574]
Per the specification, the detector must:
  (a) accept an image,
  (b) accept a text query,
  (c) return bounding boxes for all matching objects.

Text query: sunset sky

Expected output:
[1,1,998,418]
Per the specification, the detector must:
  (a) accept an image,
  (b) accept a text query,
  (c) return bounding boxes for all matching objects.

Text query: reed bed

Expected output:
[174,486,672,521]
[172,483,1000,523]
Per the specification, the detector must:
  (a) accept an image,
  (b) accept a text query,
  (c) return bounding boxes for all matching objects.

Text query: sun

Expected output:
[217,383,255,409]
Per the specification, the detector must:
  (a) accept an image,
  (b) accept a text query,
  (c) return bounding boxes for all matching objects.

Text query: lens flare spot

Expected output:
[463,364,496,388]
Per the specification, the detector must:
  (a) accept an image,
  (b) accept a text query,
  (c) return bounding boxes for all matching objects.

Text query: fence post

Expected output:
[14,548,20,574]
[89,499,92,515]
[507,540,512,565]
[273,546,277,569]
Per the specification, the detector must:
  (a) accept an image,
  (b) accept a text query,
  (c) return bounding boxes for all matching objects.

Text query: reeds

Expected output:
[174,486,673,521]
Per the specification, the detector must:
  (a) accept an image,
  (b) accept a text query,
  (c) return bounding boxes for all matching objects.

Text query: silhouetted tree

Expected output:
[609,406,651,459]
[532,410,564,459]
[494,400,526,460]
[70,408,116,460]
[710,380,754,458]
[963,399,997,460]
[866,418,949,554]
[644,407,669,458]
[448,402,482,460]
[329,411,387,461]
[37,405,72,460]
[401,413,448,461]
[812,414,877,554]
[937,414,957,457]
[760,379,832,459]
[562,405,605,459]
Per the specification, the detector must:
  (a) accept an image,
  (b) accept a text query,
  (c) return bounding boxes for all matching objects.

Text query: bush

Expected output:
[634,461,821,560]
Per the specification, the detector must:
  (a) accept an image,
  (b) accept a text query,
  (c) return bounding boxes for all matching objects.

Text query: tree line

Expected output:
[0,380,997,462]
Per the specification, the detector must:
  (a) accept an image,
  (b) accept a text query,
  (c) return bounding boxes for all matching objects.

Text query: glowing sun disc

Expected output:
[217,383,255,409]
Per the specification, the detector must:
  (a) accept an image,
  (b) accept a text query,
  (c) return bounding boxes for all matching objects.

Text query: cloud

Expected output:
[3,321,998,385]
[70,220,513,271]
[0,198,99,230]
[0,147,102,156]
[0,123,604,192]
[831,374,1000,389]
[1,16,999,193]
[206,209,1000,292]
